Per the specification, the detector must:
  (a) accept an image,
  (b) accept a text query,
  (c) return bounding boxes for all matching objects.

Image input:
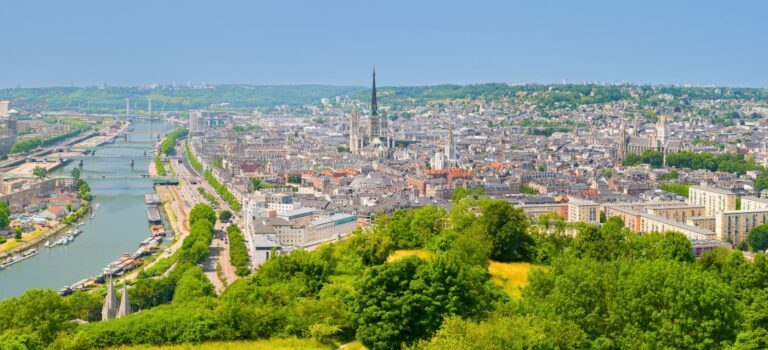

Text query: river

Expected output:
[0,120,176,299]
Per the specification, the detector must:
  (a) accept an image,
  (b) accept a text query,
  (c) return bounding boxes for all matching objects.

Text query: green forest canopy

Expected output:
[3,201,768,350]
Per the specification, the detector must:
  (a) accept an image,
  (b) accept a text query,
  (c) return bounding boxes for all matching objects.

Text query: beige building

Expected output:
[0,101,10,117]
[715,209,768,245]
[688,186,736,216]
[519,203,567,222]
[640,214,717,241]
[686,216,717,232]
[647,205,705,223]
[568,199,599,224]
[741,197,768,211]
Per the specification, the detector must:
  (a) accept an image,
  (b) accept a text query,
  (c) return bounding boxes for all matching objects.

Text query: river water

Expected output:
[0,120,176,299]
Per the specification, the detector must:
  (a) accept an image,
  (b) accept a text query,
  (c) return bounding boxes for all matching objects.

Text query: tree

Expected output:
[227,224,251,277]
[32,166,48,180]
[218,210,232,222]
[756,175,768,192]
[0,201,9,228]
[350,231,394,266]
[14,227,22,240]
[422,315,588,350]
[378,209,417,249]
[476,200,534,262]
[0,289,75,345]
[353,255,496,350]
[524,258,739,348]
[251,177,267,191]
[451,187,485,203]
[64,291,102,322]
[173,267,215,303]
[632,231,694,263]
[409,205,446,246]
[748,224,768,252]
[78,181,92,201]
[70,167,81,182]
[189,203,216,226]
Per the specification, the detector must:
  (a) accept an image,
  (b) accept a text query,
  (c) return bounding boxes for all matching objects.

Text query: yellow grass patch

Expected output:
[488,261,545,299]
[387,249,431,262]
[340,340,367,350]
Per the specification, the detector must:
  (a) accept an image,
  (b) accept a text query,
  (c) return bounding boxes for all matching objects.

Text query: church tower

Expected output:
[116,281,132,318]
[102,274,118,320]
[445,121,455,160]
[618,117,627,161]
[368,68,382,144]
[656,115,669,145]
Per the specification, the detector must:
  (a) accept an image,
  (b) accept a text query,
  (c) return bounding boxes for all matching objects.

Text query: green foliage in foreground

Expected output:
[7,201,768,350]
[748,224,768,252]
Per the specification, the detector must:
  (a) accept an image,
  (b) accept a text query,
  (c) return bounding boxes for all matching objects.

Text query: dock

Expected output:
[146,206,162,224]
[144,193,161,205]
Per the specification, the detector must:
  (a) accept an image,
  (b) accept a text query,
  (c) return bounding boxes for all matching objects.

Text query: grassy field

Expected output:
[108,338,334,350]
[488,261,544,299]
[388,250,542,299]
[340,341,367,350]
[0,224,51,253]
[387,249,431,262]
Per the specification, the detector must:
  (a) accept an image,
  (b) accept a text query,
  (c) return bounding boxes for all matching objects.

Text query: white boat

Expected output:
[89,214,95,220]
[2,255,18,266]
[45,240,53,248]
[0,248,38,268]
[22,248,38,258]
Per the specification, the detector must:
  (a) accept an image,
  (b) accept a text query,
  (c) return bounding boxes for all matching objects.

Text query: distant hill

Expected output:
[353,83,768,107]
[5,83,768,114]
[0,85,366,113]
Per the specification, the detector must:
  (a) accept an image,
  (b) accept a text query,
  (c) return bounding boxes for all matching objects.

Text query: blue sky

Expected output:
[1,0,766,87]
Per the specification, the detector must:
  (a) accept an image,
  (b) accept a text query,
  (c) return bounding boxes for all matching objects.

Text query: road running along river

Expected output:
[0,120,176,299]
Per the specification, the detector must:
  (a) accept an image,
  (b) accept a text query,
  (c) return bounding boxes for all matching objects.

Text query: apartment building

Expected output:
[741,196,768,211]
[568,199,599,224]
[688,186,736,216]
[715,209,768,245]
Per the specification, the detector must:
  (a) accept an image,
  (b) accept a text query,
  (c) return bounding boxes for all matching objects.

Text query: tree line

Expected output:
[160,128,188,156]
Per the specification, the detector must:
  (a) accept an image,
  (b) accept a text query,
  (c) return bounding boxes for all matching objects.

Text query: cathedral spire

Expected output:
[102,273,118,320]
[117,281,131,318]
[371,67,378,116]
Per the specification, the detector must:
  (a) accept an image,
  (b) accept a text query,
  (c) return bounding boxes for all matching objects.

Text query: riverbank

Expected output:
[118,185,185,282]
[0,204,92,260]
[0,119,177,300]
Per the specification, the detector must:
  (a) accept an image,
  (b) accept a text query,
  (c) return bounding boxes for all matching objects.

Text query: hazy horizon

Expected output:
[2,0,767,88]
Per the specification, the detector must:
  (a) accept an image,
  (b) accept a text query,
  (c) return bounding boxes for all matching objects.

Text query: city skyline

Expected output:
[2,0,768,88]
